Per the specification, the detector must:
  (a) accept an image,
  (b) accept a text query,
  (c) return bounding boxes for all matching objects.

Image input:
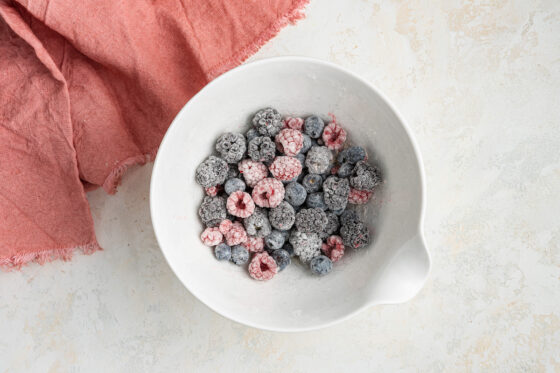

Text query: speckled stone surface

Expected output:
[1,1,559,371]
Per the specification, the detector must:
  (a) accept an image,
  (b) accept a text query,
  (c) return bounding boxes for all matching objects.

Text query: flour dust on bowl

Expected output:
[150,57,430,331]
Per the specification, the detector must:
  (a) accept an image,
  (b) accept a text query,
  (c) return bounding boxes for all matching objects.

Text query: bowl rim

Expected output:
[150,56,429,332]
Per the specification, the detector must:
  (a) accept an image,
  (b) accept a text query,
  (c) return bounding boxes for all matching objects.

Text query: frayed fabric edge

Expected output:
[102,147,158,194]
[0,241,102,271]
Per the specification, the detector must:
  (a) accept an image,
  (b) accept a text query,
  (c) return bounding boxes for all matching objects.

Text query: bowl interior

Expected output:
[151,58,424,331]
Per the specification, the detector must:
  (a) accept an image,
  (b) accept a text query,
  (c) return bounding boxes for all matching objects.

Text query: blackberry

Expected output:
[289,230,322,263]
[195,156,228,188]
[295,208,328,234]
[224,178,246,195]
[243,207,271,237]
[300,134,312,153]
[269,201,296,230]
[215,243,232,261]
[337,146,366,164]
[305,146,333,174]
[306,192,327,210]
[231,245,249,265]
[310,255,333,276]
[350,161,382,191]
[284,182,307,207]
[337,162,354,178]
[340,209,360,226]
[265,230,286,250]
[302,174,323,193]
[272,249,291,271]
[320,212,340,240]
[304,115,325,138]
[248,136,276,163]
[340,220,370,249]
[215,133,246,163]
[252,108,283,136]
[198,196,227,227]
[323,176,350,211]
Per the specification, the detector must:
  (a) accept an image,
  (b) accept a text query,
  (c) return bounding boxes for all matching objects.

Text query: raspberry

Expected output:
[304,115,325,138]
[323,176,350,211]
[245,236,265,253]
[252,178,285,208]
[305,146,333,174]
[322,122,347,150]
[289,230,321,263]
[224,178,246,195]
[195,156,228,188]
[349,161,382,191]
[248,252,278,281]
[337,146,367,164]
[275,129,304,156]
[243,207,272,237]
[310,255,333,275]
[271,249,291,271]
[218,219,233,234]
[248,136,276,162]
[198,196,227,227]
[269,201,296,230]
[238,159,268,187]
[225,221,248,246]
[204,186,219,196]
[226,191,255,218]
[200,227,223,246]
[252,108,283,136]
[295,208,328,234]
[320,212,340,240]
[269,156,302,181]
[231,245,250,265]
[340,220,370,249]
[302,174,322,193]
[348,188,373,204]
[321,235,345,262]
[215,243,231,261]
[284,117,304,131]
[215,133,246,163]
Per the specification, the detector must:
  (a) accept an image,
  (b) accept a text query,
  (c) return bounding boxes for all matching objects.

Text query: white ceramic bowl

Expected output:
[150,57,430,332]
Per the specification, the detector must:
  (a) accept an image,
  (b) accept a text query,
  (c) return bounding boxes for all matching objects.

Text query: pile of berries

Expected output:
[195,108,382,281]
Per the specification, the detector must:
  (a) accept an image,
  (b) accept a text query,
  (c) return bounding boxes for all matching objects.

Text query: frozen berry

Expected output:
[350,161,382,191]
[252,178,285,208]
[269,201,296,231]
[306,192,327,210]
[323,176,350,211]
[320,212,340,240]
[304,115,325,138]
[275,129,304,156]
[300,134,312,153]
[269,156,302,181]
[322,122,347,150]
[295,153,306,169]
[218,219,233,235]
[284,117,304,131]
[243,208,272,237]
[295,208,328,234]
[282,242,295,257]
[195,156,228,188]
[245,236,265,253]
[340,209,360,226]
[348,188,374,204]
[252,108,283,136]
[321,235,345,262]
[305,146,333,174]
[310,255,333,275]
[289,230,322,263]
[302,174,323,193]
[205,186,219,196]
[225,221,248,246]
[200,227,223,246]
[248,252,278,281]
[340,220,370,249]
[198,196,227,227]
[284,182,307,207]
[337,163,354,178]
[272,249,291,271]
[224,178,246,195]
[214,243,231,261]
[215,133,246,163]
[226,191,255,218]
[238,159,268,187]
[248,136,276,163]
[265,230,286,250]
[246,128,260,142]
[227,164,240,179]
[337,146,366,164]
[231,245,250,265]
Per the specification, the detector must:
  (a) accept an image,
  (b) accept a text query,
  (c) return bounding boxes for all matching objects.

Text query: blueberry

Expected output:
[302,174,323,193]
[265,230,286,250]
[337,146,366,165]
[231,245,249,265]
[272,249,291,271]
[304,116,325,138]
[246,128,260,142]
[337,162,354,178]
[243,208,271,237]
[284,182,307,207]
[214,243,231,261]
[300,134,313,153]
[306,192,327,210]
[224,178,246,194]
[295,153,306,168]
[310,255,333,276]
[282,242,295,257]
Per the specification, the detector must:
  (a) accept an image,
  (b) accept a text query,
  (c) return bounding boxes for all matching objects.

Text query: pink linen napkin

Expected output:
[0,0,308,269]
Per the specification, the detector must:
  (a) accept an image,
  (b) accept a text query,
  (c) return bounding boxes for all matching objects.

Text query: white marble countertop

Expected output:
[2,1,559,371]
